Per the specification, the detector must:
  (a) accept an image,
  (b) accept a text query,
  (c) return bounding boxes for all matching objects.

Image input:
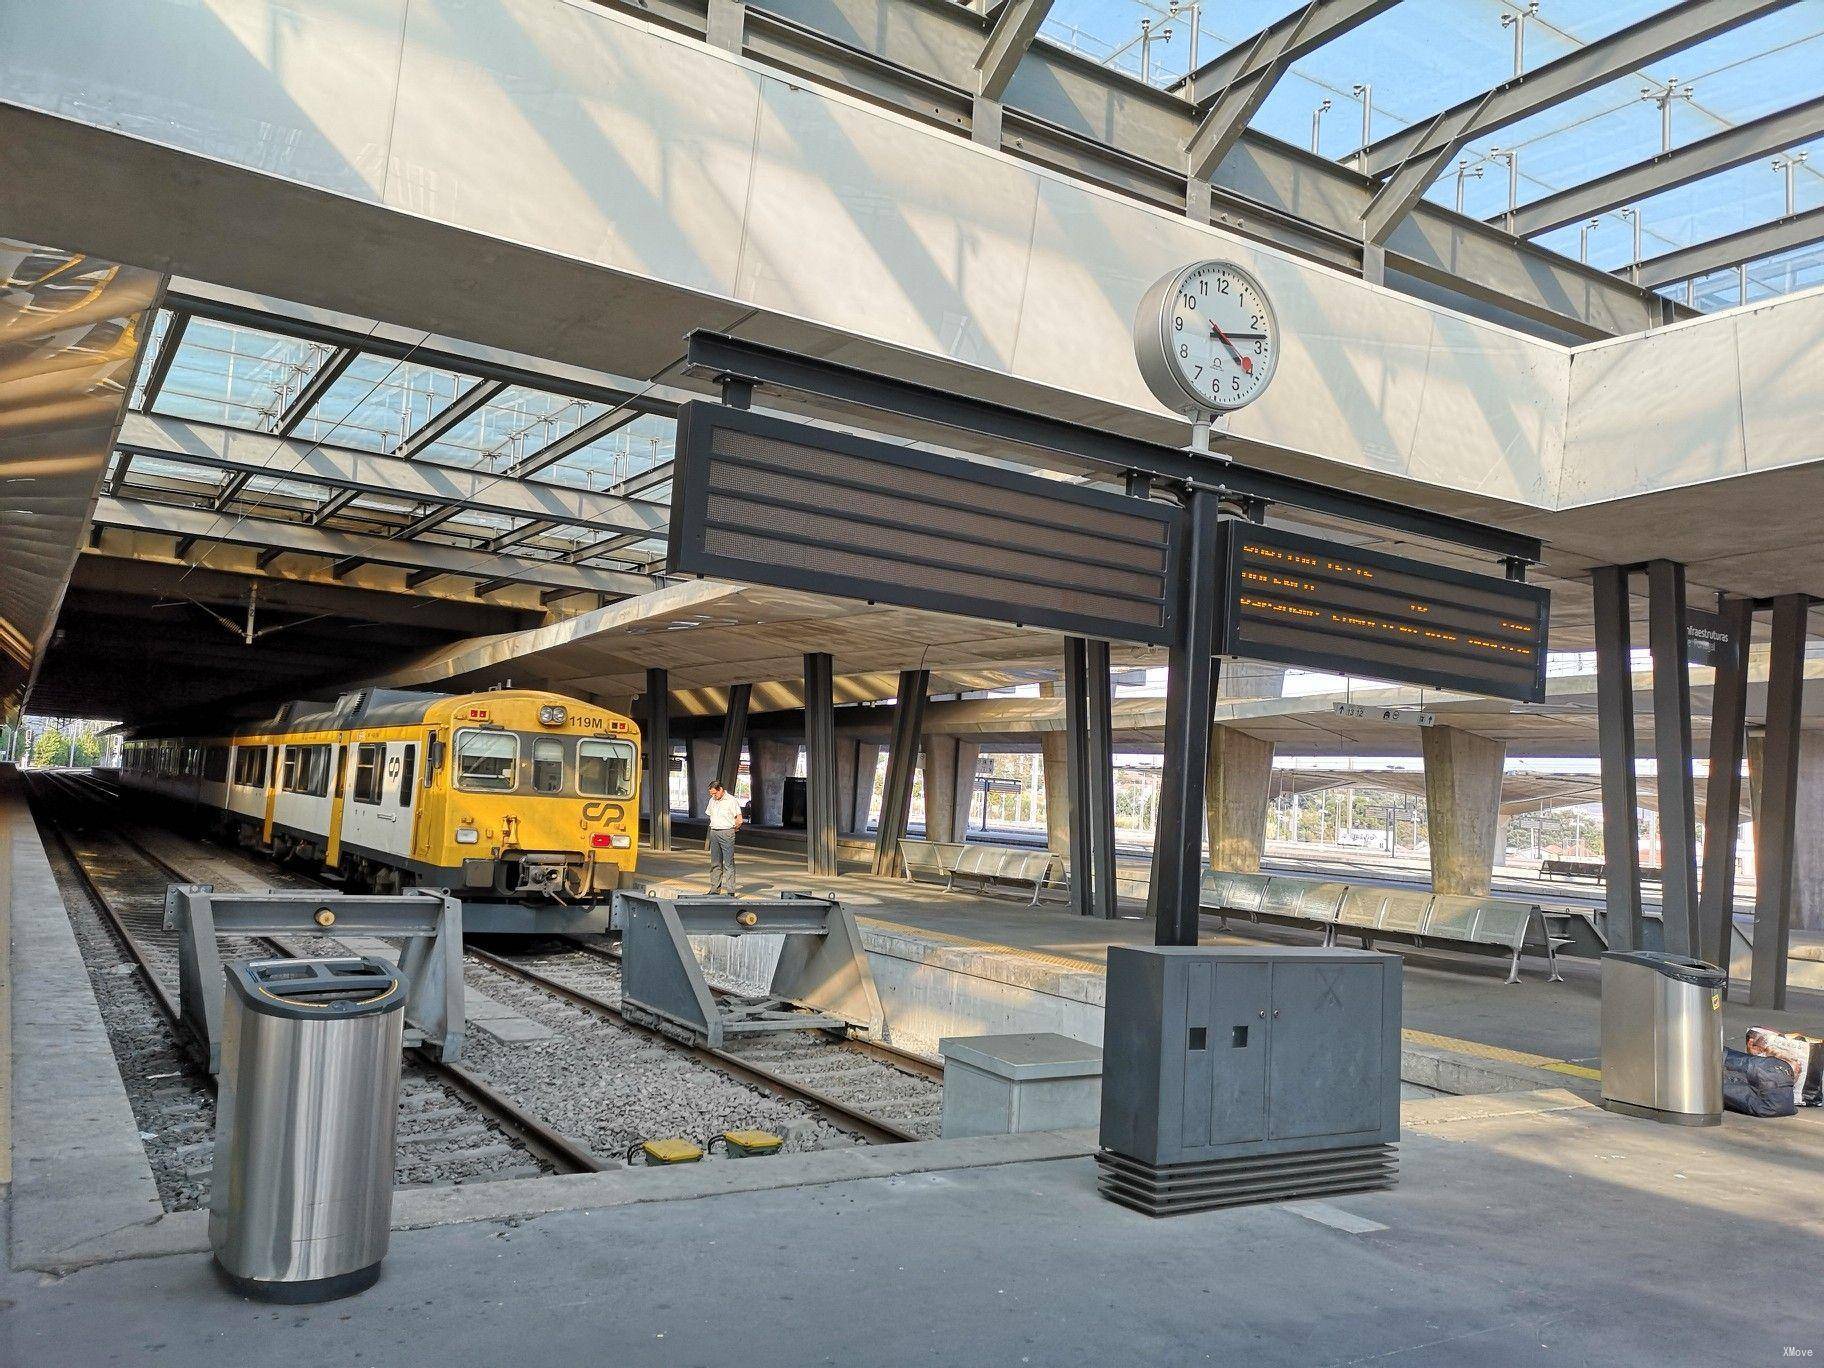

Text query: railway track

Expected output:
[26,772,589,1205]
[31,769,946,1186]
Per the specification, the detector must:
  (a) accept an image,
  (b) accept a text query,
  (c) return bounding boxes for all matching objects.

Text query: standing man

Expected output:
[704,780,744,894]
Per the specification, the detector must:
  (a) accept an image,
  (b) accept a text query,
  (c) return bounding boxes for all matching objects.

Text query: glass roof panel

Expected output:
[149,316,329,430]
[539,412,675,491]
[289,356,474,453]
[416,385,606,469]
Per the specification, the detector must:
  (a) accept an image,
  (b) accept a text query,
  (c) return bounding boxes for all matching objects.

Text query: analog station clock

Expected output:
[1133,259,1280,417]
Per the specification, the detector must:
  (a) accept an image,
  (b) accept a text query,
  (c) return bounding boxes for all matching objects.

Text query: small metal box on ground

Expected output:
[938,1033,1102,1138]
[210,957,404,1301]
[1098,946,1401,1217]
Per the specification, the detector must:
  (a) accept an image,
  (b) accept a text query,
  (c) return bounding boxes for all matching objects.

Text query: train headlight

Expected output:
[455,827,480,845]
[538,704,567,727]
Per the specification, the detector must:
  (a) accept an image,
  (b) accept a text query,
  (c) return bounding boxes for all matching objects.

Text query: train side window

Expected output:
[531,738,564,794]
[578,739,636,799]
[397,746,416,805]
[351,743,384,805]
[281,746,300,792]
[204,746,230,783]
[455,729,517,792]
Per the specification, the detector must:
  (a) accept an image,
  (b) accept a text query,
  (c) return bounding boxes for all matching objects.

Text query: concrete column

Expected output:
[844,742,881,833]
[1039,733,1069,856]
[687,738,719,817]
[921,736,981,844]
[1493,813,1512,869]
[749,738,798,827]
[1203,725,1275,873]
[1752,728,1824,933]
[1420,725,1507,897]
[1215,663,1287,702]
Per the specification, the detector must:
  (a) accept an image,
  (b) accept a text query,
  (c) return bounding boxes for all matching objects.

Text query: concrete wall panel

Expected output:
[737,76,1039,369]
[1737,287,1824,476]
[1410,312,1567,507]
[1561,312,1748,505]
[390,0,759,297]
[0,0,404,201]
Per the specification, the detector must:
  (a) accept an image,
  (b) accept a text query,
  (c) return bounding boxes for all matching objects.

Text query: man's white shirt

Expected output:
[705,793,744,831]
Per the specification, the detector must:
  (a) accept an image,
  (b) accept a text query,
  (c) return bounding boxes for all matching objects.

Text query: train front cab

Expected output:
[413,696,641,901]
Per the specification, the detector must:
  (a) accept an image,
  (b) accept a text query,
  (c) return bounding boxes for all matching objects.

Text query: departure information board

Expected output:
[1218,523,1548,702]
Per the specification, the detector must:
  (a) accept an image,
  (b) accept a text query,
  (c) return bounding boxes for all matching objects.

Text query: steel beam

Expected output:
[716,683,752,793]
[646,666,673,853]
[1151,489,1221,946]
[1183,0,1394,183]
[976,0,1053,103]
[394,379,507,459]
[1698,595,1751,979]
[136,311,189,411]
[1176,0,1397,105]
[89,495,654,597]
[508,406,646,480]
[1361,0,1799,179]
[116,412,670,539]
[1646,560,1698,958]
[1751,594,1807,1007]
[1632,202,1824,288]
[871,669,930,878]
[211,345,356,510]
[804,652,839,877]
[1591,564,1643,952]
[1508,94,1824,239]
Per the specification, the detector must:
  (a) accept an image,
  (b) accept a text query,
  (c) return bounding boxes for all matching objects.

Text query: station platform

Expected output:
[635,846,1824,1090]
[8,781,1824,1364]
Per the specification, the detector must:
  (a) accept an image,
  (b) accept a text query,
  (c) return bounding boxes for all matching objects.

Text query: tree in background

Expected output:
[28,720,104,768]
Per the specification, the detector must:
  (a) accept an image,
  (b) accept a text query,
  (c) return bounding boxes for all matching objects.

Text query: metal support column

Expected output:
[871,669,930,878]
[1151,489,1222,946]
[644,666,672,853]
[1698,595,1752,978]
[1646,560,1699,956]
[804,652,839,877]
[1592,565,1643,952]
[1064,638,1093,917]
[1752,594,1807,1007]
[1086,638,1118,918]
[715,683,752,793]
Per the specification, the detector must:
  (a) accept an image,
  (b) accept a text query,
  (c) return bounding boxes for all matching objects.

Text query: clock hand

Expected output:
[1209,321,1245,366]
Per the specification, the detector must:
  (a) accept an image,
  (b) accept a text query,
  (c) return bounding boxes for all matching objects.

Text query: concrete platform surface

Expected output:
[5,1091,1821,1366]
[636,847,1824,1073]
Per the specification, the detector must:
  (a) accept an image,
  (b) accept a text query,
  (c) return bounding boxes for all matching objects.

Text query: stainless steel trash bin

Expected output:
[210,957,405,1301]
[1599,951,1725,1127]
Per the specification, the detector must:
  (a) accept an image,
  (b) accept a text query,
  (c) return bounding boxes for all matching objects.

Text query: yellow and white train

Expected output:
[119,689,641,909]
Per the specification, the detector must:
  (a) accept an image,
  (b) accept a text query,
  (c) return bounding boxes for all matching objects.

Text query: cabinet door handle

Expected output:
[1258,1009,1267,1019]
[1271,1009,1280,1018]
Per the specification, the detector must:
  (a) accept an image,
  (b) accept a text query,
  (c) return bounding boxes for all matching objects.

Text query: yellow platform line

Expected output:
[1402,1028,1600,1080]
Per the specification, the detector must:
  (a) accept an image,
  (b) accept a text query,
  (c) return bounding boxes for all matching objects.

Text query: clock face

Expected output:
[1136,260,1279,415]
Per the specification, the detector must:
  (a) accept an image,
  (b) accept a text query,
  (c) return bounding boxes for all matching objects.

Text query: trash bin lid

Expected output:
[226,957,404,1018]
[1601,950,1727,988]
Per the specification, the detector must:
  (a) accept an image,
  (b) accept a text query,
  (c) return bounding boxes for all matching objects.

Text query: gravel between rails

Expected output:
[27,781,557,1210]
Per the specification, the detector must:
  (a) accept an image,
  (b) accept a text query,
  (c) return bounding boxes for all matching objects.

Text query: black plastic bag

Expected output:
[1723,1046,1797,1118]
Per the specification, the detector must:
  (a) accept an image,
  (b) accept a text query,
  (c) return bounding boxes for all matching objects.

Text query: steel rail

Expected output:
[466,945,923,1145]
[29,776,608,1175]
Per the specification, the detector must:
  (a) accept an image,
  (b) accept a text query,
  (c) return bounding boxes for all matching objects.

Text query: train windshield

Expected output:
[578,739,636,799]
[455,729,518,791]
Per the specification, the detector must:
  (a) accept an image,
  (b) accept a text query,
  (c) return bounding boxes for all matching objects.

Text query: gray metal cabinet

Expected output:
[1101,946,1402,1168]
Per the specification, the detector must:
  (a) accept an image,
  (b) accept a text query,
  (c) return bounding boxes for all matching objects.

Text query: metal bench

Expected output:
[946,844,1064,905]
[898,838,966,885]
[1197,871,1564,984]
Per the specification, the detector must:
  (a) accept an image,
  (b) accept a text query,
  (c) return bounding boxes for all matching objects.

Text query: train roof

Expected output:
[121,688,600,741]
